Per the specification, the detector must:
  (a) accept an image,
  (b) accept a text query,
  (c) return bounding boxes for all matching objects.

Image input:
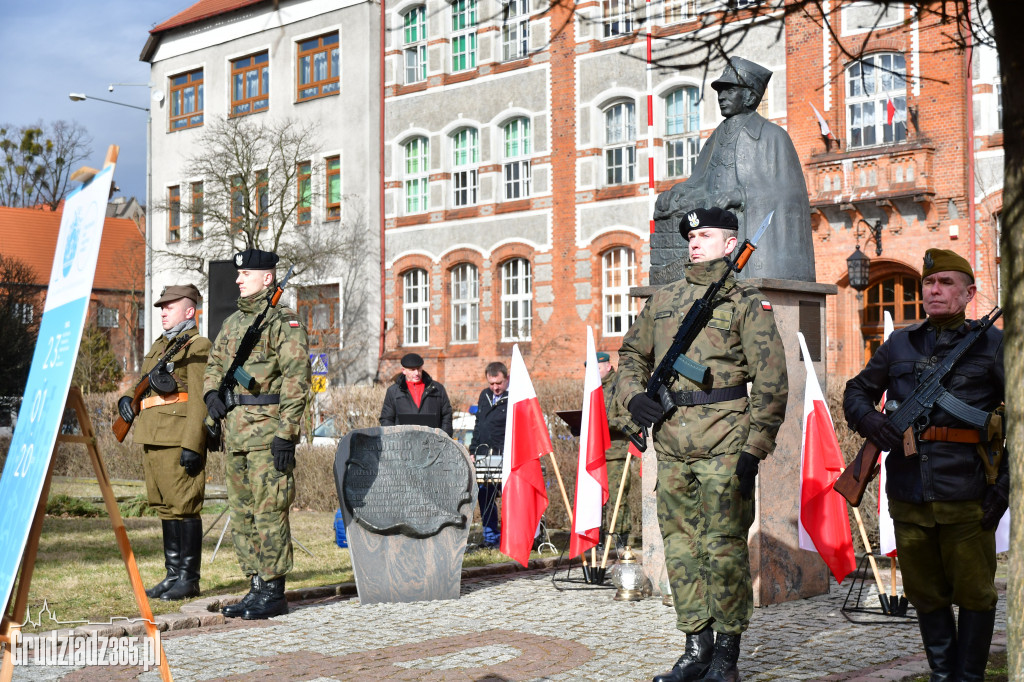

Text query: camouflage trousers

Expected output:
[226,448,295,581]
[657,453,754,635]
[604,457,638,546]
[143,445,205,520]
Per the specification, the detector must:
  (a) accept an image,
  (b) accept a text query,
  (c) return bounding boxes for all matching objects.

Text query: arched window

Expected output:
[403,268,430,346]
[665,86,700,178]
[501,258,532,340]
[452,128,479,207]
[450,0,478,72]
[403,6,427,84]
[404,137,429,214]
[861,274,925,362]
[503,118,531,200]
[451,263,479,342]
[602,247,636,335]
[846,53,907,148]
[604,102,636,185]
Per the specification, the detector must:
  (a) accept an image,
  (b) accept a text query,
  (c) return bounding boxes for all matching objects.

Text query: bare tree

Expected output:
[0,120,93,210]
[0,255,39,397]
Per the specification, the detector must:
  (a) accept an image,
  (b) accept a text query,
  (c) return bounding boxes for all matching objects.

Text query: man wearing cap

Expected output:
[118,284,211,600]
[617,207,788,682]
[203,248,310,620]
[653,56,814,282]
[597,351,640,549]
[379,353,454,436]
[469,361,510,548]
[844,249,1005,681]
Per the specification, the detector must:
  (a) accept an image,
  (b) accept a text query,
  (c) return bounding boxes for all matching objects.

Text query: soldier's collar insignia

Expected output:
[687,212,700,228]
[923,252,934,269]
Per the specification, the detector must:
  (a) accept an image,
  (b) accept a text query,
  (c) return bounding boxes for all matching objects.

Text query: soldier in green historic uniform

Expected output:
[597,351,640,549]
[203,249,310,620]
[118,284,211,601]
[617,208,788,682]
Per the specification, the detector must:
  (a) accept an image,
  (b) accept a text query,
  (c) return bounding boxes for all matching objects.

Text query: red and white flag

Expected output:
[501,344,551,566]
[878,312,898,557]
[808,102,834,139]
[796,332,857,584]
[569,328,610,559]
[628,441,643,477]
[886,97,898,126]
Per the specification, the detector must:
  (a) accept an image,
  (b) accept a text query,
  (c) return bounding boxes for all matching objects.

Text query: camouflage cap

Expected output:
[154,284,200,307]
[711,56,773,98]
[234,249,279,270]
[680,207,739,241]
[922,248,974,282]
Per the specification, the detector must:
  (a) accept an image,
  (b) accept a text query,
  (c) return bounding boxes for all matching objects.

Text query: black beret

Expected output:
[234,249,279,270]
[680,207,739,241]
[401,353,424,368]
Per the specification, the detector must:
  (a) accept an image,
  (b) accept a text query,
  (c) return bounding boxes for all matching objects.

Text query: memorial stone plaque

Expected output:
[334,425,477,604]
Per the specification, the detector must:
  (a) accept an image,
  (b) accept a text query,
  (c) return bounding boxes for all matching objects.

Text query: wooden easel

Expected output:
[0,405,174,676]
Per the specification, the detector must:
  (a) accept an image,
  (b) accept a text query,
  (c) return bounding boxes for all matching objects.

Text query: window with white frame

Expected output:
[503,118,531,200]
[996,83,1003,130]
[846,53,907,148]
[450,263,479,342]
[502,0,530,61]
[602,248,636,335]
[665,86,700,178]
[403,6,427,84]
[603,0,634,37]
[404,137,429,213]
[663,0,694,23]
[403,268,429,345]
[452,128,479,207]
[501,258,532,341]
[605,102,636,185]
[98,306,119,329]
[451,0,477,72]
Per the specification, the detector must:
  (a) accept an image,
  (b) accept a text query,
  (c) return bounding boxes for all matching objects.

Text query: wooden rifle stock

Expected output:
[112,375,151,443]
[833,438,882,507]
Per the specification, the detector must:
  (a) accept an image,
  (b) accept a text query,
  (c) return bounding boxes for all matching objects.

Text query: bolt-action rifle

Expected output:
[112,333,192,442]
[205,265,295,451]
[628,211,774,451]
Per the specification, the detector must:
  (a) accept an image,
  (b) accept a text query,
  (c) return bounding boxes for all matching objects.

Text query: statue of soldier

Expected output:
[652,56,815,283]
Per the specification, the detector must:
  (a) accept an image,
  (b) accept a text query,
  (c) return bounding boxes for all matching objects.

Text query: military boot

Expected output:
[145,520,180,598]
[698,632,740,682]
[242,577,289,620]
[917,607,957,681]
[652,628,714,682]
[955,608,995,682]
[161,518,201,600]
[222,575,262,618]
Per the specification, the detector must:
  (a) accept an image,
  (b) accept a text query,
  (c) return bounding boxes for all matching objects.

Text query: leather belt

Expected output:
[232,393,280,406]
[671,385,747,407]
[140,392,188,410]
[919,426,982,444]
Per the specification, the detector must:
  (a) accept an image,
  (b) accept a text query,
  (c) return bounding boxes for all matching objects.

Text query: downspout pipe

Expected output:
[965,29,978,318]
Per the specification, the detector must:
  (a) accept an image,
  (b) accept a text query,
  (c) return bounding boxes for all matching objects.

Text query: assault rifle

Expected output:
[205,266,295,451]
[112,333,192,442]
[628,211,774,451]
[834,306,1002,506]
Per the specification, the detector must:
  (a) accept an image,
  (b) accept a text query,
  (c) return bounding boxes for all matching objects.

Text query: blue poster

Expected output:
[0,164,115,615]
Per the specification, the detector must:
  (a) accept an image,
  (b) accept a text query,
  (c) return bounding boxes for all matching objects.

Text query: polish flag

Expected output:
[569,328,610,559]
[796,332,857,584]
[878,312,898,557]
[886,97,898,126]
[808,102,834,139]
[501,344,551,566]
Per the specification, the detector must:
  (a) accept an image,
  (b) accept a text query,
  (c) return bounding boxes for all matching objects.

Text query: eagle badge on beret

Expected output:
[234,253,243,267]
[923,252,934,270]
[687,212,700,228]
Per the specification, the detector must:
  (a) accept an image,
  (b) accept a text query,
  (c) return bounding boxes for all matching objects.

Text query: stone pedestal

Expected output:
[633,278,838,606]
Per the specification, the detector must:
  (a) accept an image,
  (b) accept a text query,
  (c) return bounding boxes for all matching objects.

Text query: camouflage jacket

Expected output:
[616,258,788,461]
[126,326,211,452]
[602,368,631,460]
[203,290,311,452]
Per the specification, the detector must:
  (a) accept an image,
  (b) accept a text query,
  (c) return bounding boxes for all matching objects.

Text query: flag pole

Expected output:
[600,459,632,569]
[851,505,890,614]
[547,451,586,566]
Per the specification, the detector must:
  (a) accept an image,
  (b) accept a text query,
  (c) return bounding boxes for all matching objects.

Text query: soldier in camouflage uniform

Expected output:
[617,208,788,682]
[203,249,310,620]
[598,352,639,548]
[118,284,210,601]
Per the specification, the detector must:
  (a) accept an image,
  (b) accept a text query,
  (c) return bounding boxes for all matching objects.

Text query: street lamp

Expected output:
[846,219,885,292]
[68,93,149,112]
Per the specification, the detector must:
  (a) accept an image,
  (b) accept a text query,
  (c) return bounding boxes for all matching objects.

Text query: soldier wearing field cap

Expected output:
[203,248,310,620]
[618,207,788,682]
[118,284,211,600]
[844,249,1005,681]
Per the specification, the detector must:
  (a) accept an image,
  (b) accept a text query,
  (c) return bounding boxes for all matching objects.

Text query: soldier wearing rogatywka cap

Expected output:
[617,207,788,682]
[844,249,1005,681]
[118,283,211,601]
[203,248,310,620]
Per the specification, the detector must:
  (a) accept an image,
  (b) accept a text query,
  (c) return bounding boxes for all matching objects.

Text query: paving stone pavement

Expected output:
[3,568,1007,681]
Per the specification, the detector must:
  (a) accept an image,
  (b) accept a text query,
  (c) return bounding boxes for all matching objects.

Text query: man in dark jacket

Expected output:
[469,362,509,548]
[380,353,453,436]
[844,249,1005,682]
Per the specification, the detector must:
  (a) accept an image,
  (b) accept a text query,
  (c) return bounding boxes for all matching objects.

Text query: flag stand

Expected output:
[840,554,915,624]
[599,458,632,570]
[545,453,611,590]
[840,507,913,624]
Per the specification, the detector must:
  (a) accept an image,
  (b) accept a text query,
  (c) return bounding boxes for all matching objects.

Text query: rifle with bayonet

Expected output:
[833,306,1003,506]
[627,211,774,451]
[205,265,295,451]
[112,333,192,442]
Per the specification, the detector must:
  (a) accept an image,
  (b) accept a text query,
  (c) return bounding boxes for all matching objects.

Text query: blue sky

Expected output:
[0,0,193,204]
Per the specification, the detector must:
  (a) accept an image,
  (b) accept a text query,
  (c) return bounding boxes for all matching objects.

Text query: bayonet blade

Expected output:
[750,210,774,246]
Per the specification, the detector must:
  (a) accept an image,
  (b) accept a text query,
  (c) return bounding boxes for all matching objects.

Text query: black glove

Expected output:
[272,436,296,473]
[180,448,202,477]
[857,411,903,452]
[981,483,1008,531]
[627,393,665,429]
[117,396,135,424]
[735,452,760,500]
[204,390,227,420]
